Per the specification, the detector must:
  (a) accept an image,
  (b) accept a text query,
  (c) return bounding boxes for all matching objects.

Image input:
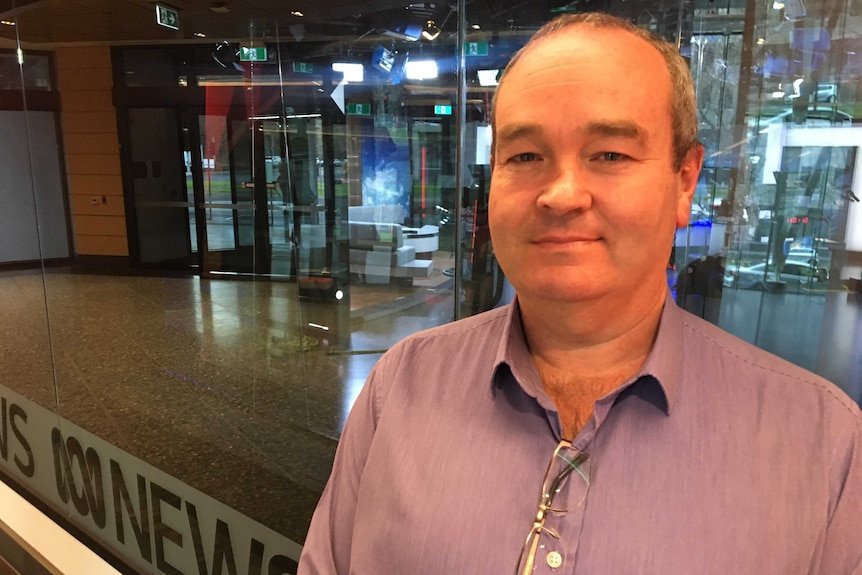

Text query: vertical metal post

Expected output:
[453,0,467,320]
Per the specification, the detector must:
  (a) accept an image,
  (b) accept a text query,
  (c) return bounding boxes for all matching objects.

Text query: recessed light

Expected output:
[471,24,481,29]
[194,32,206,37]
[291,11,304,17]
[1,20,15,26]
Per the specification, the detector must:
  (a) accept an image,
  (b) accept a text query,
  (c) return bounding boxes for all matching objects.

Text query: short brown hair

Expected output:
[492,13,700,170]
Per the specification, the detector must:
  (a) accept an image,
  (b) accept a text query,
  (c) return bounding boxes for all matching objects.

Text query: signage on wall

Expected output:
[0,384,302,575]
[434,105,452,116]
[240,47,268,62]
[292,62,314,73]
[155,5,179,31]
[465,42,489,57]
[346,103,371,116]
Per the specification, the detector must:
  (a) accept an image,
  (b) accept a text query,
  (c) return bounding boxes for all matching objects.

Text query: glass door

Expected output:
[195,110,273,276]
[127,104,291,276]
[127,107,197,268]
[195,110,326,278]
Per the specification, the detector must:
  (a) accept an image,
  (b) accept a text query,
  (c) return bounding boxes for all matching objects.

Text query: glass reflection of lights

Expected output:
[405,60,438,80]
[332,62,364,83]
[478,69,500,86]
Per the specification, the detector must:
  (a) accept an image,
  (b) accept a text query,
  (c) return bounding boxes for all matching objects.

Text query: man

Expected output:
[299,13,862,575]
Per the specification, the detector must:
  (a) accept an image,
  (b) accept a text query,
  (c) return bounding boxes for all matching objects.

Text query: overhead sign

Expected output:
[155,5,179,31]
[434,105,452,115]
[466,42,489,57]
[292,62,314,73]
[240,47,267,62]
[346,103,371,116]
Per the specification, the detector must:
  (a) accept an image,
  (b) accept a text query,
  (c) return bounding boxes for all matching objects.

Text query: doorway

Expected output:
[124,96,333,278]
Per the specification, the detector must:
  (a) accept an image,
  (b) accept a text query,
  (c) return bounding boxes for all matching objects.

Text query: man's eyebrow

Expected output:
[586,121,649,143]
[495,123,543,145]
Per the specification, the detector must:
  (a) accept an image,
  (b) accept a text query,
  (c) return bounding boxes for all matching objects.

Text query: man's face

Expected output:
[489,26,702,309]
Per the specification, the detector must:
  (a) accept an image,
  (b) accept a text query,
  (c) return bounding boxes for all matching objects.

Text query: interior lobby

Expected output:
[1,0,861,573]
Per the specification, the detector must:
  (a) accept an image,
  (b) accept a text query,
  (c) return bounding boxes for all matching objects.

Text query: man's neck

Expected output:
[519,286,667,439]
[518,285,667,379]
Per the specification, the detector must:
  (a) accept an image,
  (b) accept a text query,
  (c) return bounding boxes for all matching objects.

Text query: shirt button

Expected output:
[546,551,563,569]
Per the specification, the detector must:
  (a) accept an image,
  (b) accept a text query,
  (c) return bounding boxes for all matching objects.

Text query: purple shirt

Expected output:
[299,294,862,574]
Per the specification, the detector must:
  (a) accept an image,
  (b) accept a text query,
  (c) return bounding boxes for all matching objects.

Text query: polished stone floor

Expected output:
[0,265,457,545]
[0,263,860,550]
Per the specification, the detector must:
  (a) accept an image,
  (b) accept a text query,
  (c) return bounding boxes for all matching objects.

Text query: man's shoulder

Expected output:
[369,305,511,385]
[364,306,512,407]
[676,307,861,422]
[391,305,511,351]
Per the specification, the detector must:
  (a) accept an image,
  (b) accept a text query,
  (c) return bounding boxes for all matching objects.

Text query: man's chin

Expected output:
[515,278,608,305]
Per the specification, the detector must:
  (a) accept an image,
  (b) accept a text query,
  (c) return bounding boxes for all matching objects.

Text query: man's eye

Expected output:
[510,152,539,163]
[598,152,627,162]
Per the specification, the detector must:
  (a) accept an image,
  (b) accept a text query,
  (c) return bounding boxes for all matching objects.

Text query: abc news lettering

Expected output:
[0,388,301,575]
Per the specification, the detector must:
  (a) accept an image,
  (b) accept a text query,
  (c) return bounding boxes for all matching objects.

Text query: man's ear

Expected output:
[676,144,704,228]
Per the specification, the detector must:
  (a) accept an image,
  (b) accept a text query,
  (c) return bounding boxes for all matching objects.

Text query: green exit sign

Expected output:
[466,42,489,57]
[240,47,267,62]
[346,103,371,116]
[434,105,452,115]
[155,5,179,30]
[292,62,314,73]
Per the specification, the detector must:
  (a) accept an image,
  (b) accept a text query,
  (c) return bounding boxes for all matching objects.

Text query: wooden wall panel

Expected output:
[66,174,123,197]
[56,70,113,92]
[65,153,121,176]
[63,112,117,134]
[73,234,129,257]
[56,45,128,257]
[54,47,112,70]
[60,90,114,113]
[62,133,119,155]
[69,195,125,217]
[74,215,127,237]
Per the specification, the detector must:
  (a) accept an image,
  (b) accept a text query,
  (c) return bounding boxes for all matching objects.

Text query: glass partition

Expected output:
[0,0,860,573]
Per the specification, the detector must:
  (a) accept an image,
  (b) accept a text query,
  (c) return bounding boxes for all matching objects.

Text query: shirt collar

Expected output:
[491,291,685,416]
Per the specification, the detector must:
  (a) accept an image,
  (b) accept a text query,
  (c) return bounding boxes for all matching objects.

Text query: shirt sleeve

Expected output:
[817,414,862,574]
[296,355,391,575]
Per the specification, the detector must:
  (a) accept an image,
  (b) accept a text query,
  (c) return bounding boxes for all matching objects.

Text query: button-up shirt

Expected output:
[299,294,862,574]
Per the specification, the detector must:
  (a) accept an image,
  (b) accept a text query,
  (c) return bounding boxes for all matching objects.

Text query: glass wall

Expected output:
[0,0,860,573]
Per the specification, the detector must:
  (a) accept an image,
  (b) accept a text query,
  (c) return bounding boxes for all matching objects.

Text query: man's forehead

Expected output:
[515,25,644,69]
[493,25,670,127]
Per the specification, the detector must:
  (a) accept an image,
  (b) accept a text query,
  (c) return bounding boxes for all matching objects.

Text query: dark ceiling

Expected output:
[0,0,573,46]
[0,0,794,73]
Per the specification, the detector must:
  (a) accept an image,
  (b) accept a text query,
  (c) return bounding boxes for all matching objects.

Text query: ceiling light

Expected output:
[477,69,499,86]
[472,24,481,29]
[333,62,364,83]
[405,60,438,80]
[291,11,304,17]
[0,20,15,26]
[421,20,441,41]
[194,32,207,37]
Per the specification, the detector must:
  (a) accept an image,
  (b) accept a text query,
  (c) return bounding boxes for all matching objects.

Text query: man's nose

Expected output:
[536,163,592,213]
